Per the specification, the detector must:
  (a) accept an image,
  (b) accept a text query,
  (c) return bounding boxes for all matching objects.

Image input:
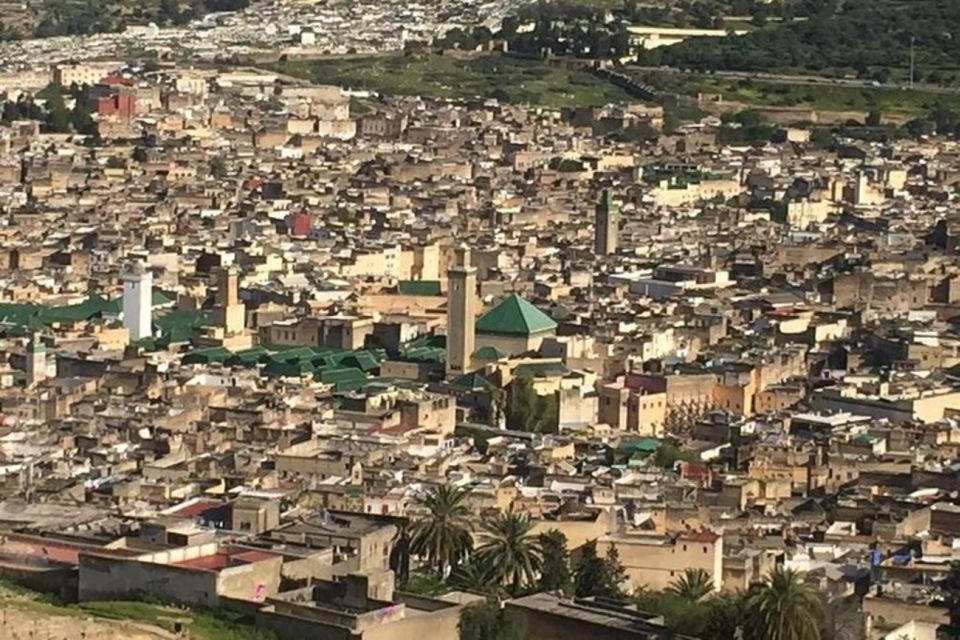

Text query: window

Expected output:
[683,544,687,552]
[703,546,708,553]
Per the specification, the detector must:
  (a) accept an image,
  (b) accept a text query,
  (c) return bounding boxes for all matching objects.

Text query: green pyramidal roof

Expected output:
[475,293,557,336]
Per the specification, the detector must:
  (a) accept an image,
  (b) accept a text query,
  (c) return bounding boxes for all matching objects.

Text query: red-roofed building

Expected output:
[287,211,312,237]
[679,462,715,488]
[0,533,141,600]
[79,543,283,607]
[90,81,136,119]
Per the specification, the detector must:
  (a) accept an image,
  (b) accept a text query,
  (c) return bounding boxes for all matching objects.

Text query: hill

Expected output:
[647,0,960,86]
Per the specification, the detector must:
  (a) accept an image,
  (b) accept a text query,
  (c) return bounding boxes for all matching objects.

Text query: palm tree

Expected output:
[745,566,823,640]
[389,518,411,585]
[475,511,543,596]
[409,485,473,578]
[449,557,501,597]
[667,568,714,601]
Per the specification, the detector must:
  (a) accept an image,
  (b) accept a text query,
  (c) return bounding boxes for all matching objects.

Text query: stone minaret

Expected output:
[594,189,619,256]
[26,333,46,387]
[446,245,476,378]
[215,265,245,336]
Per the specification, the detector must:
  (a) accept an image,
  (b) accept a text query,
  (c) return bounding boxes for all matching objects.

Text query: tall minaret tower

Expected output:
[215,265,245,336]
[594,189,619,256]
[446,245,476,378]
[122,261,152,341]
[25,333,46,387]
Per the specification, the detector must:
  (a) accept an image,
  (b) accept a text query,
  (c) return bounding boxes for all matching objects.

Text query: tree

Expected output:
[537,530,572,594]
[160,0,180,23]
[459,600,525,640]
[667,568,714,601]
[450,558,499,596]
[744,567,823,640]
[410,485,474,578]
[475,511,543,596]
[500,15,519,38]
[704,592,749,640]
[40,83,70,133]
[940,561,960,638]
[505,376,557,433]
[390,519,411,585]
[652,443,698,469]
[574,540,627,600]
[71,85,97,136]
[810,128,835,149]
[210,156,228,179]
[865,109,882,127]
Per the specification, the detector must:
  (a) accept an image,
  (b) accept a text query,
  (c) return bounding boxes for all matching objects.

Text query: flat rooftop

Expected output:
[508,593,697,639]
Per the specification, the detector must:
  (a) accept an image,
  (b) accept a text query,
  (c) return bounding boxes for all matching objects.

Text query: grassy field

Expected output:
[273,55,634,108]
[634,70,960,115]
[0,581,272,640]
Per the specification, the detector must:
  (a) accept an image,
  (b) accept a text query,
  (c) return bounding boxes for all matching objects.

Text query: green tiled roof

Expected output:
[0,303,44,329]
[398,280,442,296]
[225,346,270,365]
[317,367,367,391]
[406,334,445,350]
[265,359,316,377]
[404,347,445,363]
[183,347,232,365]
[154,310,214,344]
[453,371,497,391]
[475,294,557,336]
[620,437,660,453]
[44,294,112,324]
[0,291,177,332]
[337,352,380,372]
[472,345,507,360]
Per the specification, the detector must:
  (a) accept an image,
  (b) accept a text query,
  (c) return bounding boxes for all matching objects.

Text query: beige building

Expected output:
[597,530,724,593]
[598,376,666,436]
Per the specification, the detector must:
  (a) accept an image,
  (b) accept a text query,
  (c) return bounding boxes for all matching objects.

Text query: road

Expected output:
[627,65,960,96]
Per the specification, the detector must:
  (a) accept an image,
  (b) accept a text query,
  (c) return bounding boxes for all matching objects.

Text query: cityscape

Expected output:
[0,0,959,639]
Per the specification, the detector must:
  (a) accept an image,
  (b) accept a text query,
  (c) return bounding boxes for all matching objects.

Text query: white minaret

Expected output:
[122,262,152,341]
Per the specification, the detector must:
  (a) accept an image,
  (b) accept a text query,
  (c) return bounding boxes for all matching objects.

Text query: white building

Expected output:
[122,262,152,341]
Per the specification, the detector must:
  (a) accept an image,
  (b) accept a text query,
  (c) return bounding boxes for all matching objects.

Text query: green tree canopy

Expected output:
[475,511,543,597]
[744,567,823,640]
[574,540,628,601]
[667,568,714,601]
[459,600,525,640]
[505,376,557,433]
[537,530,572,595]
[409,485,474,578]
[40,83,70,133]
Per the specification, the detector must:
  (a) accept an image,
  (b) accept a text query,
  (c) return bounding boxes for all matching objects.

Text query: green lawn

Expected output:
[633,70,960,115]
[273,55,634,108]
